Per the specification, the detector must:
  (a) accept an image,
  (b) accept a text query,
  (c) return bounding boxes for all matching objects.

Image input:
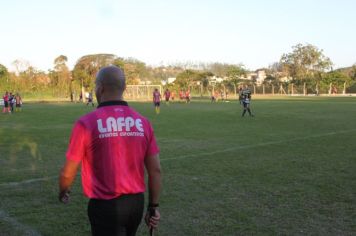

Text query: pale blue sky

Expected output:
[0,0,355,71]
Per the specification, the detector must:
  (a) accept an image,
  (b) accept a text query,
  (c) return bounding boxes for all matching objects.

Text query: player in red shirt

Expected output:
[185,89,191,103]
[2,91,10,113]
[171,90,175,101]
[164,88,171,105]
[59,66,162,236]
[179,90,184,102]
[153,88,161,114]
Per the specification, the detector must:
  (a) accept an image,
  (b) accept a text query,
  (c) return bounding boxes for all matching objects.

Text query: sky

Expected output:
[0,0,355,72]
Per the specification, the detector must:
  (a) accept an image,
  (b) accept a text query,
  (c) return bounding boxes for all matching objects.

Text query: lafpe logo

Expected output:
[97,116,144,138]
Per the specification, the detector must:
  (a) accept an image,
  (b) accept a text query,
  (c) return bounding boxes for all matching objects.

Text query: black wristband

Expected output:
[148,203,159,208]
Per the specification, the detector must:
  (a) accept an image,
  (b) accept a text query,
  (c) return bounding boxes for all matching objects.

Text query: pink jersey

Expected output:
[3,95,8,102]
[164,91,170,99]
[153,91,161,103]
[66,101,159,200]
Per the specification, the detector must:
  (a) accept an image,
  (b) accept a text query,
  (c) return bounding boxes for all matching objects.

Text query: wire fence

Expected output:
[188,82,356,99]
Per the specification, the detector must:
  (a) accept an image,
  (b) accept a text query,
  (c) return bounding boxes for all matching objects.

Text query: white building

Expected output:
[256,70,267,85]
[161,77,176,85]
[208,76,226,85]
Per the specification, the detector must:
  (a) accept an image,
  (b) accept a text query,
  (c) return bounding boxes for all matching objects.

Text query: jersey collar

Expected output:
[98,100,128,108]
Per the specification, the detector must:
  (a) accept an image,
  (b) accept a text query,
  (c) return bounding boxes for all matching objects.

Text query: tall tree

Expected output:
[12,59,30,75]
[175,70,210,89]
[350,64,356,80]
[280,43,332,83]
[113,58,148,85]
[0,64,9,83]
[73,54,117,91]
[52,55,71,96]
[226,64,246,80]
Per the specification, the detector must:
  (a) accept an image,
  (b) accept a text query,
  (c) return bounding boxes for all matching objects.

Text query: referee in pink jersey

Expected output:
[59,66,161,236]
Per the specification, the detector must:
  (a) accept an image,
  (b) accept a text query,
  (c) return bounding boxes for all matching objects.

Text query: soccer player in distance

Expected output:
[2,91,10,113]
[241,85,254,117]
[185,89,191,103]
[15,93,22,112]
[153,88,161,114]
[164,88,171,105]
[59,66,162,236]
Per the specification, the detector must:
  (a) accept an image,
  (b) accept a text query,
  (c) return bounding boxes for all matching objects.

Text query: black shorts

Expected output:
[16,104,21,107]
[4,101,8,107]
[88,193,144,236]
[165,98,169,102]
[154,102,160,107]
[243,102,250,108]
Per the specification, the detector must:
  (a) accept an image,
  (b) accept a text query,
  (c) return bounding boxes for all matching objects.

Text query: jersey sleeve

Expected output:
[145,122,160,157]
[66,120,88,163]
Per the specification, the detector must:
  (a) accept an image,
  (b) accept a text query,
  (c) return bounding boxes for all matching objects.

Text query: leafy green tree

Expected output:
[321,71,351,88]
[280,43,332,84]
[175,70,211,89]
[51,55,71,96]
[73,54,117,90]
[113,58,148,85]
[175,70,196,88]
[207,63,245,78]
[226,65,246,80]
[350,64,356,80]
[0,64,9,83]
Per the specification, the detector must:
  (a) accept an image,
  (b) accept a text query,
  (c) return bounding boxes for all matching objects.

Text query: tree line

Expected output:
[0,43,355,98]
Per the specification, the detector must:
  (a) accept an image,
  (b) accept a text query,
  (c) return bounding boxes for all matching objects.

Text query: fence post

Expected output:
[81,79,85,103]
[253,85,256,94]
[329,83,332,95]
[262,84,265,95]
[272,85,274,95]
[343,82,346,94]
[291,83,294,95]
[234,84,237,98]
[303,83,306,96]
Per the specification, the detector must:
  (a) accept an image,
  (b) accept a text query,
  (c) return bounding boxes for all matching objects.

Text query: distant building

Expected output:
[256,70,267,85]
[208,76,226,85]
[246,73,257,81]
[243,70,267,85]
[279,76,292,82]
[161,77,176,85]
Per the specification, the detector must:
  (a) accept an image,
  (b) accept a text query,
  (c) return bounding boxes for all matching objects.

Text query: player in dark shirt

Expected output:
[241,85,254,117]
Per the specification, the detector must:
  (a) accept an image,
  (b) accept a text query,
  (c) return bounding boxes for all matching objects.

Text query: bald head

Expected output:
[96,66,126,93]
[95,66,126,103]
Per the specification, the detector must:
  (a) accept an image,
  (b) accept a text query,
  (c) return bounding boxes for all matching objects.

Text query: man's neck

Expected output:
[99,95,123,103]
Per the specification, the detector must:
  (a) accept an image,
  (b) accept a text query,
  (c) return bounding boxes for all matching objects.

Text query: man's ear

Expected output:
[96,84,104,94]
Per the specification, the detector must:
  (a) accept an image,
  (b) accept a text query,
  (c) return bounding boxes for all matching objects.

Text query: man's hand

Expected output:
[59,190,71,204]
[145,208,161,230]
[58,159,80,204]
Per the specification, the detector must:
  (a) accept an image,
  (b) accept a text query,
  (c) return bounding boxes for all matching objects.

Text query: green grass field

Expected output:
[1,97,356,235]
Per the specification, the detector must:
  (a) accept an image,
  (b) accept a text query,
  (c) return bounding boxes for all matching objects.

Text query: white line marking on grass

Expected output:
[1,129,355,187]
[0,210,41,236]
[161,129,356,162]
[0,176,57,188]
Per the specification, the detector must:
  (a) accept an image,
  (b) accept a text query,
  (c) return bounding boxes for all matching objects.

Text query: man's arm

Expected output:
[58,159,81,203]
[144,154,161,229]
[145,153,161,205]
